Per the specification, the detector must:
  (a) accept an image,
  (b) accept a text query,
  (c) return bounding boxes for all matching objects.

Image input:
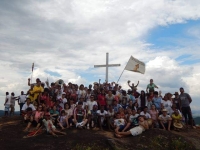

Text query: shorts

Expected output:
[47,126,56,133]
[130,126,144,136]
[10,105,15,112]
[76,121,85,128]
[119,125,125,131]
[5,104,10,111]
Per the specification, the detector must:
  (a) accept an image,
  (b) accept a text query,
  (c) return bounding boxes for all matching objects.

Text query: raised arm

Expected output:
[135,81,139,87]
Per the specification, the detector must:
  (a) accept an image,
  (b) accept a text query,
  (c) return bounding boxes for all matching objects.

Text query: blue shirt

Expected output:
[153,97,162,110]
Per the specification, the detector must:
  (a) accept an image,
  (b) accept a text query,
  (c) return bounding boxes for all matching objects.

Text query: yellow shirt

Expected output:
[172,114,182,121]
[30,85,43,102]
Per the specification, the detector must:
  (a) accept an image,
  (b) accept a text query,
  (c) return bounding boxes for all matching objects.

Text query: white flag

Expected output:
[125,56,145,74]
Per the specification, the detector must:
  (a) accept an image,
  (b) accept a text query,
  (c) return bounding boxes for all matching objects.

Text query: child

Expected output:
[43,114,66,137]
[114,113,126,133]
[57,110,67,130]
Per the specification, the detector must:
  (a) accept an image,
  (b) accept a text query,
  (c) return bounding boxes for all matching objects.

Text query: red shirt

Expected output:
[98,94,106,106]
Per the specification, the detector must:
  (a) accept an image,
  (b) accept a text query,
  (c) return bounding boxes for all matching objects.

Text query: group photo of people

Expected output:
[3,78,196,137]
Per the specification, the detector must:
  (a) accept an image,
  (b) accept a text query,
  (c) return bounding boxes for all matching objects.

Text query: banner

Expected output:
[125,56,145,74]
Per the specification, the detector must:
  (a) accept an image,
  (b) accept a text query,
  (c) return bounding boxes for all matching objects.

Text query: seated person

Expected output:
[73,102,88,128]
[97,105,108,130]
[158,109,172,131]
[21,98,36,115]
[63,103,73,128]
[87,105,98,129]
[122,109,139,132]
[140,106,151,119]
[149,104,159,128]
[50,105,59,125]
[115,115,149,137]
[171,109,183,131]
[23,107,33,130]
[107,105,115,130]
[42,114,66,137]
[23,105,44,131]
[57,110,68,130]
[114,112,126,133]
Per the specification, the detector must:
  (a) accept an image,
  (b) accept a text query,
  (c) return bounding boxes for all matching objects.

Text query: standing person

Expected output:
[105,90,115,107]
[4,92,10,117]
[86,95,98,111]
[152,91,162,111]
[179,87,195,128]
[97,89,107,110]
[172,92,180,109]
[146,79,158,93]
[10,92,17,116]
[137,91,147,109]
[127,80,139,91]
[161,95,172,114]
[29,80,43,103]
[17,91,27,115]
[77,84,86,101]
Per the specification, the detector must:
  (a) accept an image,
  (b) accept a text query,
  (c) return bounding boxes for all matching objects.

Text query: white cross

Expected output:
[94,53,120,82]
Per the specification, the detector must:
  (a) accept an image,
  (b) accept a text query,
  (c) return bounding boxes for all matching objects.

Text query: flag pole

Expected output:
[116,67,126,83]
[31,63,34,84]
[117,60,129,83]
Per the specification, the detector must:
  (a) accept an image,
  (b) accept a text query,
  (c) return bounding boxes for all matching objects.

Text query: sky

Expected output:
[0,0,200,114]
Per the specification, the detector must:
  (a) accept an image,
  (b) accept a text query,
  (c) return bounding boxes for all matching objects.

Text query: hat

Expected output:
[41,82,45,85]
[93,82,98,85]
[180,87,184,90]
[173,122,183,129]
[174,92,179,95]
[162,109,168,112]
[62,92,66,95]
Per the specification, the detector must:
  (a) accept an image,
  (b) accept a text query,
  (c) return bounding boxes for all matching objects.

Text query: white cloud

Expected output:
[0,0,200,111]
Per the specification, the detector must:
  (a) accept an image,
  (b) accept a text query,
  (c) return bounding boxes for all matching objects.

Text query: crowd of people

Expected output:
[3,78,196,137]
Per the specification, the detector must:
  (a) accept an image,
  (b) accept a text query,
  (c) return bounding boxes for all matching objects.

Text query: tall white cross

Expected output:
[94,53,120,82]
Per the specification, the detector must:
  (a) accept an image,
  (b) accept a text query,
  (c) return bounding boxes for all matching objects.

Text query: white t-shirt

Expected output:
[59,98,67,109]
[21,103,36,111]
[97,110,108,116]
[114,118,125,126]
[18,95,27,103]
[159,114,171,123]
[129,114,139,122]
[5,95,10,105]
[86,100,98,111]
[161,100,172,113]
[140,111,151,119]
[10,96,16,106]
[77,90,86,99]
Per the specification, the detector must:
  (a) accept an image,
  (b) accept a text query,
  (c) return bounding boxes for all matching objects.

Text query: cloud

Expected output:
[0,0,200,111]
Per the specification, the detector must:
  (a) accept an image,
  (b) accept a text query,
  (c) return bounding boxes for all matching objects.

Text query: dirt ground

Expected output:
[0,116,198,150]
